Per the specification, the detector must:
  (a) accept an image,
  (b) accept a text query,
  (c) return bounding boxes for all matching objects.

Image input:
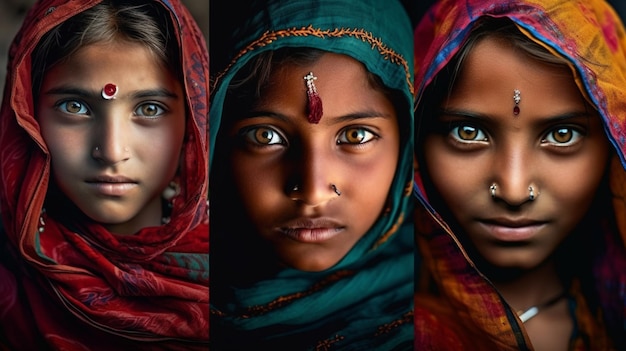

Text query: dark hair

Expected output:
[31,0,181,100]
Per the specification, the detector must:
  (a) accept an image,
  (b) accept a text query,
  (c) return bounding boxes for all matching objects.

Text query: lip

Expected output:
[278,218,345,243]
[86,175,138,196]
[479,217,546,242]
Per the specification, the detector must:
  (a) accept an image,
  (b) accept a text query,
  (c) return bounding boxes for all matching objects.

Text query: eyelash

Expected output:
[56,100,90,115]
[239,126,287,147]
[442,121,586,148]
[134,102,167,118]
[238,125,379,147]
[541,126,585,147]
[54,100,168,119]
[448,123,488,143]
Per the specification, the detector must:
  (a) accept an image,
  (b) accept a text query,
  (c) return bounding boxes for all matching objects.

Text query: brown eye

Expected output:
[255,128,275,144]
[449,124,487,143]
[241,126,284,145]
[552,128,573,143]
[543,126,583,146]
[457,125,478,140]
[338,127,376,144]
[136,103,165,117]
[67,101,82,113]
[59,100,88,114]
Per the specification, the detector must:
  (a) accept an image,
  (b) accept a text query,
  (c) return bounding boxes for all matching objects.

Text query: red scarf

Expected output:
[0,1,209,349]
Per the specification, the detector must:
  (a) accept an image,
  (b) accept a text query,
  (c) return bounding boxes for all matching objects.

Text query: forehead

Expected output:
[257,53,395,116]
[48,42,170,84]
[446,36,586,119]
[40,41,180,100]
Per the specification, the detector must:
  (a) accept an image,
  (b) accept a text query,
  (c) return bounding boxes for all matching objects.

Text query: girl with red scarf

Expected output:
[0,1,209,349]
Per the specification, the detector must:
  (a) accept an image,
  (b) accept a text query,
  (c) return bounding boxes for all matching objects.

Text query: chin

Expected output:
[281,255,341,272]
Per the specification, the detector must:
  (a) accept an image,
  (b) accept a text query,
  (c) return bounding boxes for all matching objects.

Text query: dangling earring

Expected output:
[162,181,180,201]
[162,181,180,224]
[38,208,47,233]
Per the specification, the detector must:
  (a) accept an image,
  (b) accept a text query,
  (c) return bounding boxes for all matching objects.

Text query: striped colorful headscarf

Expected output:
[209,0,415,349]
[413,0,626,349]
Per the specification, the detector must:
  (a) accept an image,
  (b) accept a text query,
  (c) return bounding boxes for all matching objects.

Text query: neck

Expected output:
[490,259,565,313]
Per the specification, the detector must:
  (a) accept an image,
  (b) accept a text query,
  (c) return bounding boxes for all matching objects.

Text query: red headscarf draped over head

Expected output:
[0,1,209,349]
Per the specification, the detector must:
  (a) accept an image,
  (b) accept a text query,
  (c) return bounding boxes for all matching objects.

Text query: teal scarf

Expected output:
[209,0,415,349]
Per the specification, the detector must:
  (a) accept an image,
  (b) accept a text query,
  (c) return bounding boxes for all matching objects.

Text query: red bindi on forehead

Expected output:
[303,71,323,123]
[102,83,118,100]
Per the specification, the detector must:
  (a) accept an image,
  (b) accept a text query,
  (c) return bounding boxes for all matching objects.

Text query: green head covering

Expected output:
[210,0,415,349]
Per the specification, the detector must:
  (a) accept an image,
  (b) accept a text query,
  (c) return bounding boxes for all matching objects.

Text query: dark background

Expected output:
[209,0,626,75]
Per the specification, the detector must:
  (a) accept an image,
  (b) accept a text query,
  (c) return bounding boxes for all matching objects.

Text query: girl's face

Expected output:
[38,41,186,235]
[228,53,400,271]
[423,36,610,270]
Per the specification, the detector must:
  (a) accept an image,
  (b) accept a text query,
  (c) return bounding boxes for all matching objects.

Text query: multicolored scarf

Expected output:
[413,0,626,349]
[209,0,415,349]
[0,1,209,349]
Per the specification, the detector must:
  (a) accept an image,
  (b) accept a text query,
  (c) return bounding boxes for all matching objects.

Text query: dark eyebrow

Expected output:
[245,111,290,121]
[44,86,178,100]
[438,108,591,122]
[437,108,493,121]
[331,110,393,124]
[44,86,99,100]
[244,110,393,123]
[131,88,179,99]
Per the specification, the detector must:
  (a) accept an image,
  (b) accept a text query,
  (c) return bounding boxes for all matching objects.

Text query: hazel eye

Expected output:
[450,124,487,142]
[135,103,165,117]
[543,127,582,146]
[242,126,285,145]
[338,127,376,144]
[58,100,89,115]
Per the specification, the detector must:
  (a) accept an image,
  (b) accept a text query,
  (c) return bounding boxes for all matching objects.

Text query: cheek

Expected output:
[549,156,608,226]
[229,151,283,217]
[145,120,186,175]
[365,151,398,199]
[41,128,84,175]
[423,139,477,212]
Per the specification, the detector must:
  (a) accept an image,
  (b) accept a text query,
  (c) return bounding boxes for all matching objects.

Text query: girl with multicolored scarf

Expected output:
[413,0,626,349]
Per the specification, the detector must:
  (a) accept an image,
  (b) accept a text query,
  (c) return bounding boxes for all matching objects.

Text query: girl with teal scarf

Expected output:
[209,0,415,349]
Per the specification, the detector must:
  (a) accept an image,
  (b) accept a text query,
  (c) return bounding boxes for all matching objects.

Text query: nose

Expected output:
[491,144,535,206]
[91,114,131,165]
[287,147,341,206]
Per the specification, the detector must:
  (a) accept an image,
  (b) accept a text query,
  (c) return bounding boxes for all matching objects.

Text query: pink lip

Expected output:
[278,218,345,243]
[479,218,546,242]
[86,175,137,196]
